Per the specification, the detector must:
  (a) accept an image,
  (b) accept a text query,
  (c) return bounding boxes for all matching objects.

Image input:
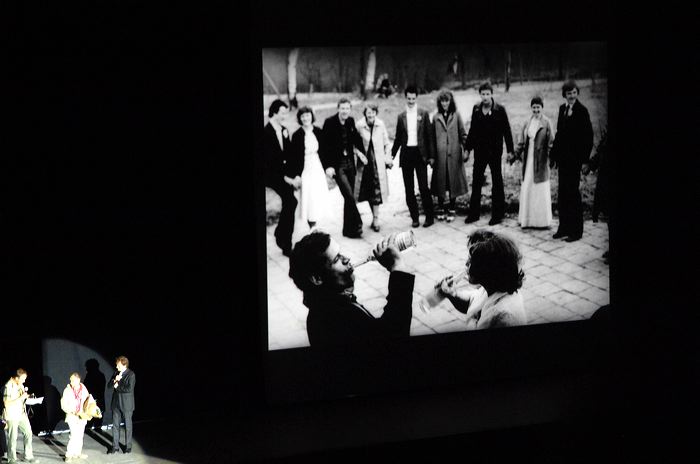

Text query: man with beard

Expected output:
[288,231,414,346]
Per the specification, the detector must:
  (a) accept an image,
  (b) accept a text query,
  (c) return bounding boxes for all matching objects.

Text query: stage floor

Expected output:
[5,425,182,464]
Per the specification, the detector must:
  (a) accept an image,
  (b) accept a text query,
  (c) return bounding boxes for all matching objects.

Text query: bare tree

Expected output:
[363,47,377,100]
[518,49,524,85]
[505,48,511,92]
[287,48,299,109]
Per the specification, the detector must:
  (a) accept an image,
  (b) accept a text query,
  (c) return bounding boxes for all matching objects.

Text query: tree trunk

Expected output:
[364,47,377,100]
[359,46,367,99]
[287,48,299,109]
[505,49,511,92]
[557,43,565,81]
[337,55,344,92]
[518,50,524,85]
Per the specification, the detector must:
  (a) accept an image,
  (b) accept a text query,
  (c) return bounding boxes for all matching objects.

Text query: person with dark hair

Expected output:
[320,98,366,238]
[511,96,555,228]
[550,80,594,242]
[431,90,468,223]
[60,372,90,462]
[464,82,515,225]
[437,230,526,329]
[264,99,297,256]
[287,106,329,230]
[355,104,392,232]
[108,356,135,454]
[391,85,435,228]
[288,231,414,347]
[3,369,39,463]
[378,75,393,98]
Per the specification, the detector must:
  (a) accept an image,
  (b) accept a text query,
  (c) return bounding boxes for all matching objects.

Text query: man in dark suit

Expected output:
[108,356,135,454]
[464,82,514,225]
[550,80,594,242]
[320,98,366,238]
[264,99,297,256]
[391,85,435,227]
[289,231,414,347]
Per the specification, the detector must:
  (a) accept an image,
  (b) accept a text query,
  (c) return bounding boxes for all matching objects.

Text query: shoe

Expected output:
[107,449,118,455]
[553,231,567,239]
[343,231,362,238]
[488,216,503,225]
[411,220,420,228]
[446,210,455,223]
[371,223,380,232]
[24,459,40,463]
[124,449,132,454]
[436,210,446,221]
[423,217,434,227]
[465,215,479,224]
[565,235,582,242]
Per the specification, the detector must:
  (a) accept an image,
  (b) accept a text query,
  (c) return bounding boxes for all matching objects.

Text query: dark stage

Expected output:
[2,1,688,463]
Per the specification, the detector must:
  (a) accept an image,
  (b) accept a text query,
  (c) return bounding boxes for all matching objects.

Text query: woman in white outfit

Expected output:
[60,373,90,462]
[512,96,554,228]
[288,106,329,230]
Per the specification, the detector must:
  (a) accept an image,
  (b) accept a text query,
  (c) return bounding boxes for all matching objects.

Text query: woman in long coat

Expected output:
[431,90,468,222]
[354,104,392,232]
[512,96,554,228]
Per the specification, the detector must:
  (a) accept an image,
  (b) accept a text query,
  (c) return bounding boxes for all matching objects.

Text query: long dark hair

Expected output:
[467,230,524,294]
[436,90,456,115]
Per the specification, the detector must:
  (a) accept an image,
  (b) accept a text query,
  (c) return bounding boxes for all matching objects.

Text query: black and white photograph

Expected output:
[262,42,610,350]
[5,1,685,462]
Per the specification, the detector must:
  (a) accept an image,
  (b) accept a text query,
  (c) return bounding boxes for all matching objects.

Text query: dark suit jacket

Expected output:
[551,99,594,166]
[109,369,135,412]
[304,271,414,347]
[287,126,324,178]
[391,107,434,166]
[465,100,514,158]
[320,114,365,172]
[263,122,291,183]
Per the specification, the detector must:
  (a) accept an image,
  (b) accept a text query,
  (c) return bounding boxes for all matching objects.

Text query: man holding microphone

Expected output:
[108,356,135,454]
[3,368,39,463]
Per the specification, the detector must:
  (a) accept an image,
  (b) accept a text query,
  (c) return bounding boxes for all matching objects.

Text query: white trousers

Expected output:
[6,414,34,462]
[65,414,88,457]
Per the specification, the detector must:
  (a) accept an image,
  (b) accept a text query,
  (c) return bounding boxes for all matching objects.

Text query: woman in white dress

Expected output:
[513,96,555,228]
[288,106,329,229]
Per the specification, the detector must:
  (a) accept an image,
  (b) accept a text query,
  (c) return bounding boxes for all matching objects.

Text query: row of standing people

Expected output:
[411,79,594,242]
[264,79,595,256]
[2,357,135,463]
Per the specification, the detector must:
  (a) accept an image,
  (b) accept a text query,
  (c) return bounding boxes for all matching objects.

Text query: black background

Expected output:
[3,1,691,462]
